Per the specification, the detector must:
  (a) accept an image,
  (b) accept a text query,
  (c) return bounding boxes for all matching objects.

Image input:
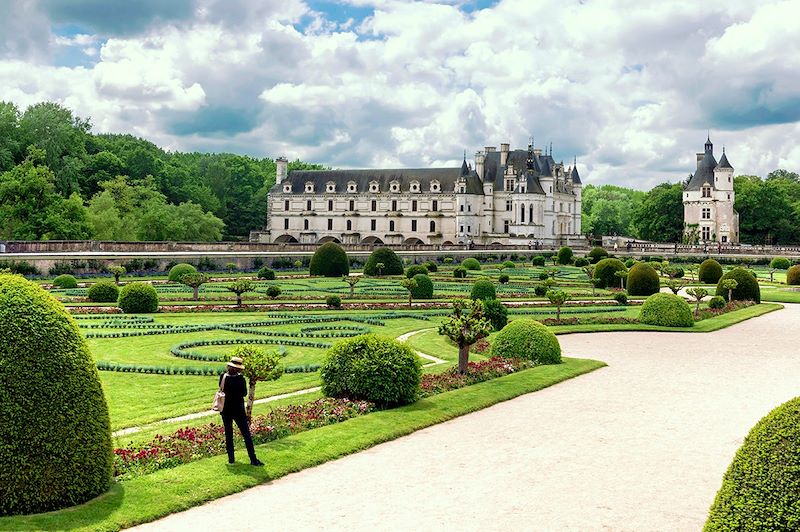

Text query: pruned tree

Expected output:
[582,266,596,296]
[686,264,698,282]
[226,279,255,306]
[342,275,360,298]
[686,287,708,315]
[179,272,210,300]
[376,262,385,277]
[108,265,126,285]
[234,345,284,418]
[546,289,570,323]
[665,279,684,294]
[721,279,739,302]
[438,299,492,374]
[400,277,417,308]
[614,270,628,289]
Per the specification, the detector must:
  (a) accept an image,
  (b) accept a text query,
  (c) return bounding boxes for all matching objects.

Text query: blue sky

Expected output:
[1,0,798,189]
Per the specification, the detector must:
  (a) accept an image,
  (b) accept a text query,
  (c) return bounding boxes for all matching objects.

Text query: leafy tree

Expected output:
[0,101,20,172]
[546,290,570,322]
[234,346,283,418]
[438,299,492,374]
[179,272,210,300]
[400,277,417,308]
[634,182,684,242]
[721,279,738,302]
[735,175,799,244]
[108,265,126,285]
[614,270,628,289]
[342,275,360,298]
[226,279,255,306]
[686,287,708,315]
[581,184,645,237]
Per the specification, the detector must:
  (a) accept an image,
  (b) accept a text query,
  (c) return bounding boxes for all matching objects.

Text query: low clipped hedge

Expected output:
[638,293,694,327]
[309,242,349,277]
[557,246,573,265]
[470,279,496,301]
[705,396,800,531]
[698,259,723,284]
[770,256,792,270]
[587,246,609,263]
[168,263,197,282]
[118,282,159,313]
[410,274,433,299]
[320,334,421,407]
[0,274,113,516]
[257,267,276,280]
[461,258,481,270]
[787,265,800,286]
[53,274,78,289]
[491,318,561,365]
[593,258,627,288]
[405,265,428,278]
[87,281,119,303]
[716,268,761,303]
[626,263,661,296]
[364,247,403,276]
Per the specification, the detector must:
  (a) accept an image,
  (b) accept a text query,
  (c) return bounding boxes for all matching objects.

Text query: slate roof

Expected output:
[716,150,733,170]
[484,150,547,195]
[686,150,718,191]
[570,164,582,185]
[274,167,484,195]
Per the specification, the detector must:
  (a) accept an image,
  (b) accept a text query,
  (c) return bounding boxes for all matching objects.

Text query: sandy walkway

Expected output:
[130,304,800,531]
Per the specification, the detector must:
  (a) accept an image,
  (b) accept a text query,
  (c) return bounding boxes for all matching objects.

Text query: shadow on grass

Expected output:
[0,484,125,531]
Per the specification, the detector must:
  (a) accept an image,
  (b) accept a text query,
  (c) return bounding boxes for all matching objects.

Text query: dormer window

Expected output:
[390,180,400,193]
[347,181,357,193]
[305,182,315,193]
[283,183,292,193]
[369,181,379,193]
[702,185,711,198]
[430,180,440,193]
[326,181,336,193]
[410,180,420,193]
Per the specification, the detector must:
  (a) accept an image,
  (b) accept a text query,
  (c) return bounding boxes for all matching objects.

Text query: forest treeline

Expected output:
[1,101,798,243]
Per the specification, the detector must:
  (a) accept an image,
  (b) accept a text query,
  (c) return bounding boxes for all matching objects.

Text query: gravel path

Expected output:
[130,304,800,531]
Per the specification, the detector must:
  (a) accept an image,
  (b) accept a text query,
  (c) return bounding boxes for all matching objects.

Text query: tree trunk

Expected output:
[728,288,733,302]
[350,285,354,298]
[695,300,701,315]
[246,378,256,419]
[114,275,120,285]
[556,305,561,322]
[193,286,199,300]
[457,343,470,374]
[236,293,242,306]
[408,292,413,308]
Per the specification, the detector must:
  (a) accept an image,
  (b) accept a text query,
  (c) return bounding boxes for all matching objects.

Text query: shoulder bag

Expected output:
[211,373,227,412]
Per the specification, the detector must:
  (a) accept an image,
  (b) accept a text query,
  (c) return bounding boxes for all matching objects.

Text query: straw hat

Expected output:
[227,356,244,370]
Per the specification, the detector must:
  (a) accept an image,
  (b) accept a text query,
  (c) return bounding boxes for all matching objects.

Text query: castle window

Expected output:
[432,200,438,211]
[521,204,526,223]
[305,182,314,193]
[727,193,730,200]
[702,186,712,198]
[467,204,471,212]
[326,181,336,193]
[328,200,333,211]
[349,199,354,211]
[327,219,333,230]
[505,179,514,191]
[410,181,420,192]
[702,226,711,240]
[430,181,440,192]
[369,181,379,193]
[284,200,289,211]
[304,219,309,230]
[460,225,464,233]
[459,186,465,193]
[390,220,395,231]
[347,220,352,231]
[529,204,533,221]
[412,200,417,212]
[702,208,711,220]
[467,225,471,234]
[392,200,397,211]
[283,183,292,193]
[306,200,312,211]
[390,181,400,193]
[460,204,464,212]
[430,221,435,232]
[412,220,417,231]
[505,200,512,211]
[284,219,289,230]
[371,200,377,211]
[371,220,376,231]
[347,181,357,193]
[503,220,509,233]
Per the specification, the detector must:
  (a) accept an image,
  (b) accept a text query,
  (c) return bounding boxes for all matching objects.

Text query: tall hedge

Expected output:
[626,263,661,296]
[705,396,800,531]
[309,242,350,277]
[0,274,113,516]
[787,265,800,285]
[715,268,761,303]
[168,263,197,282]
[593,258,627,288]
[638,293,694,327]
[118,282,159,313]
[587,247,609,264]
[698,259,723,284]
[364,247,403,276]
[410,274,434,299]
[491,319,561,365]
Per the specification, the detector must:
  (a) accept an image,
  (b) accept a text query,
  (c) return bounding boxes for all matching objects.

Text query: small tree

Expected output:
[266,285,281,299]
[225,262,237,273]
[376,262,385,277]
[686,264,698,282]
[108,265,126,285]
[235,345,284,418]
[226,279,255,306]
[665,279,684,295]
[546,290,570,323]
[768,268,777,282]
[179,272,210,300]
[342,275,360,298]
[293,260,303,269]
[614,270,628,289]
[438,299,492,374]
[686,287,708,315]
[721,279,739,302]
[582,266,596,295]
[400,277,417,308]
[546,268,559,280]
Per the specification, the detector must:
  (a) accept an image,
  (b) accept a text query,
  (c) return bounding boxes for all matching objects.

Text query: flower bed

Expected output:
[694,300,755,321]
[419,357,532,398]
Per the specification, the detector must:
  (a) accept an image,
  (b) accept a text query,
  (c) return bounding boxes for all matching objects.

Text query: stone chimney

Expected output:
[276,156,288,184]
[475,151,485,180]
[485,146,496,153]
[500,143,509,166]
[696,153,704,169]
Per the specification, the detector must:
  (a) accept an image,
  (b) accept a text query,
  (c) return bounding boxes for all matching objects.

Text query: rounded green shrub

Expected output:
[670,267,685,278]
[557,246,574,265]
[593,258,627,288]
[587,247,609,264]
[626,263,661,296]
[423,261,438,273]
[770,256,792,270]
[538,272,549,281]
[498,273,510,284]
[117,282,159,313]
[698,259,723,284]
[638,293,694,327]
[410,274,433,299]
[708,295,726,309]
[491,319,561,364]
[405,265,428,278]
[461,258,481,270]
[87,281,119,303]
[364,247,403,276]
[482,298,508,331]
[53,274,78,289]
[326,294,342,309]
[470,279,496,301]
[574,257,590,267]
[705,396,800,531]
[453,266,468,279]
[0,274,112,516]
[320,334,421,407]
[168,263,197,282]
[786,265,800,285]
[502,260,516,269]
[716,268,761,303]
[266,285,281,298]
[534,284,547,296]
[257,267,276,280]
[624,258,637,268]
[309,242,349,277]
[614,291,628,305]
[531,255,546,266]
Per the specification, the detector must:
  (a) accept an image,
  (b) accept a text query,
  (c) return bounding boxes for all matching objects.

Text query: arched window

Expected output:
[430,220,436,232]
[520,203,526,223]
[304,219,309,230]
[389,220,395,231]
[529,204,533,222]
[346,220,352,231]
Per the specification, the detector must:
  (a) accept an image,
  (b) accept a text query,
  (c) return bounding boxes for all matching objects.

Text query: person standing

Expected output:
[219,356,263,466]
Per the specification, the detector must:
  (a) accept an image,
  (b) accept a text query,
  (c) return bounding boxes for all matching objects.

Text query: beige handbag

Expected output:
[211,374,227,412]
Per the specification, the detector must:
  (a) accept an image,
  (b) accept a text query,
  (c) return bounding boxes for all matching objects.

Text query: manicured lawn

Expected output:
[0,357,605,532]
[760,287,800,303]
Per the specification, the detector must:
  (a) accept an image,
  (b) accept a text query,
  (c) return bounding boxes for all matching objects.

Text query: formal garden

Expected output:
[1,244,799,530]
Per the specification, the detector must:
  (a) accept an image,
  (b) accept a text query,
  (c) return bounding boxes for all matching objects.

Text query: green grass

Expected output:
[761,287,800,303]
[0,357,605,532]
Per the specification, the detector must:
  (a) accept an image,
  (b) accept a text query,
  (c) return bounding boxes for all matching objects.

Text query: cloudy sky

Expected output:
[1,0,798,189]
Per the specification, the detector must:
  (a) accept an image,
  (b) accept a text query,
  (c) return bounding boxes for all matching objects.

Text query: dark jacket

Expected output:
[219,372,247,416]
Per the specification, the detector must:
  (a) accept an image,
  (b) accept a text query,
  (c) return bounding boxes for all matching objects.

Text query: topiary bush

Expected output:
[498,273,510,284]
[53,274,78,289]
[613,291,628,305]
[787,265,800,286]
[470,279,496,301]
[0,274,112,516]
[461,258,481,270]
[593,258,627,288]
[423,261,438,273]
[405,265,428,278]
[320,334,421,407]
[708,295,726,309]
[587,247,609,264]
[574,257,590,267]
[699,259,723,284]
[491,319,561,364]
[770,256,792,270]
[410,274,433,299]
[626,263,661,296]
[705,396,800,531]
[257,267,276,280]
[557,247,574,265]
[624,258,637,268]
[482,298,508,331]
[534,284,548,296]
[715,268,761,303]
[638,293,694,327]
[168,263,197,282]
[266,285,281,298]
[117,282,159,313]
[309,242,349,277]
[87,281,119,303]
[502,260,516,269]
[325,294,342,309]
[531,255,546,266]
[453,266,468,279]
[364,247,403,276]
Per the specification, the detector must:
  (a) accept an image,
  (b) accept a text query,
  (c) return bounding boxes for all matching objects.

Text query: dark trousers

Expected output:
[222,412,258,463]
